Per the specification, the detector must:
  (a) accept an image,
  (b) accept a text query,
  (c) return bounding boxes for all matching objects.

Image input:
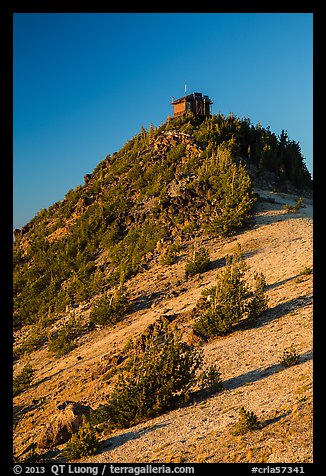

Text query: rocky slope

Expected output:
[13,188,313,463]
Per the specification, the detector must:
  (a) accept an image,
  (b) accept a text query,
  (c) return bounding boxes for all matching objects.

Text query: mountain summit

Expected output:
[13,111,313,463]
[13,112,311,331]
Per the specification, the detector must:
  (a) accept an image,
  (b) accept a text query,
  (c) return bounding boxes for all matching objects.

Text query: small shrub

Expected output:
[159,251,177,266]
[246,272,269,320]
[193,298,235,337]
[192,248,268,339]
[280,344,300,368]
[166,143,187,165]
[89,286,132,326]
[198,364,223,392]
[159,243,181,266]
[299,266,313,276]
[181,221,198,235]
[252,271,267,289]
[13,363,35,396]
[185,246,211,277]
[62,418,99,461]
[48,315,82,358]
[14,326,48,358]
[283,197,303,213]
[295,266,313,283]
[232,406,261,435]
[193,247,249,338]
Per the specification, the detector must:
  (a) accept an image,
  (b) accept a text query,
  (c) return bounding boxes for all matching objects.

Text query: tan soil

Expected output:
[13,189,313,463]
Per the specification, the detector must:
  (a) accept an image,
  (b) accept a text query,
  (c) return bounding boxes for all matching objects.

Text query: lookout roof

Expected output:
[171,92,213,105]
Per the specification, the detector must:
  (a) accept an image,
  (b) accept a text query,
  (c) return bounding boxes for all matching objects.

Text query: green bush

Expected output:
[246,272,269,320]
[166,143,187,165]
[283,197,303,213]
[89,286,132,326]
[62,418,99,461]
[232,406,261,435]
[159,250,178,266]
[159,242,182,266]
[193,247,248,338]
[94,319,202,429]
[181,221,198,235]
[13,363,35,396]
[200,146,256,237]
[295,266,313,283]
[48,315,82,358]
[198,364,223,392]
[185,246,211,277]
[280,344,300,368]
[192,247,268,339]
[109,219,168,272]
[299,266,313,276]
[14,325,48,358]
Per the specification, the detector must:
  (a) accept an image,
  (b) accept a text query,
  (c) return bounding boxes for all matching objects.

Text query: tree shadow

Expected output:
[13,398,46,426]
[13,404,26,427]
[264,274,302,291]
[223,350,313,392]
[98,422,170,454]
[209,250,259,272]
[132,290,169,312]
[261,410,290,428]
[252,199,310,228]
[33,368,66,388]
[235,293,312,333]
[188,349,312,408]
[242,249,261,260]
[209,256,226,271]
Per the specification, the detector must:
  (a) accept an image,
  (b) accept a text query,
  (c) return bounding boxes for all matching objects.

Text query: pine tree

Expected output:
[201,144,256,236]
[97,319,202,429]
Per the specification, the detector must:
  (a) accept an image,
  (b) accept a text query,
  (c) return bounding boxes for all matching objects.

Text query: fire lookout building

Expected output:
[171,92,213,118]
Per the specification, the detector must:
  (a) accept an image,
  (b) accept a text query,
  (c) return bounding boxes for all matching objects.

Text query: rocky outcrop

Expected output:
[84,173,92,184]
[13,228,22,240]
[37,401,91,449]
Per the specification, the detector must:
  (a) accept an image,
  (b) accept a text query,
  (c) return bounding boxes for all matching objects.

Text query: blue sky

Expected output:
[13,13,313,230]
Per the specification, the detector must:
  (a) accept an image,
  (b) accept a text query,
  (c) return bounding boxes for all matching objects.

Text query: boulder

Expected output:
[21,223,32,235]
[13,229,21,239]
[84,173,92,184]
[37,401,91,449]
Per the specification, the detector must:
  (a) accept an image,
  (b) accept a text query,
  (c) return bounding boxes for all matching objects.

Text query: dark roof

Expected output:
[171,92,213,105]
